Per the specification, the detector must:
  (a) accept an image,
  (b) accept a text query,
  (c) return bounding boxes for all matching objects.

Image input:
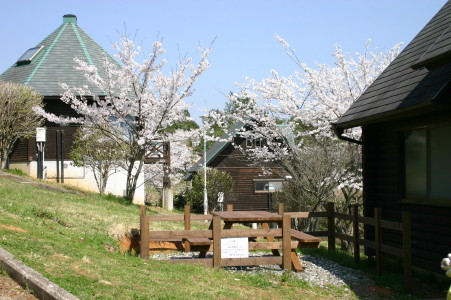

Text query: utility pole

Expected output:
[203,130,208,215]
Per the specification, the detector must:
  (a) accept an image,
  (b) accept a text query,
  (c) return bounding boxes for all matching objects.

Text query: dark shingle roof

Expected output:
[0,15,118,96]
[337,1,451,129]
[412,23,451,70]
[188,121,245,174]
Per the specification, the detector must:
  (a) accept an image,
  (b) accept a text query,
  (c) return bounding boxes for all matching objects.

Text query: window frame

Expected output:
[246,137,253,148]
[402,123,451,205]
[253,179,284,193]
[255,138,262,147]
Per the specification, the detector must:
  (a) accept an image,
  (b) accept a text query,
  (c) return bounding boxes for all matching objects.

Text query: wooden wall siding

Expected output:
[9,125,79,162]
[9,97,82,162]
[207,135,284,211]
[217,167,283,211]
[361,107,451,273]
[210,141,280,170]
[209,143,249,168]
[9,138,31,162]
[406,204,451,272]
[45,126,78,160]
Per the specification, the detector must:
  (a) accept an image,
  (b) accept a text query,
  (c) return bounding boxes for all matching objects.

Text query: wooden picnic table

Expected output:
[212,210,282,229]
[211,210,318,272]
[140,205,321,272]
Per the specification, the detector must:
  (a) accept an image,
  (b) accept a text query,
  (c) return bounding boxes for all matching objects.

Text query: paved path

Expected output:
[0,172,76,194]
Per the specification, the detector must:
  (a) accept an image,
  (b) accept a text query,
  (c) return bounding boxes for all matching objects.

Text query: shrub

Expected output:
[182,168,235,213]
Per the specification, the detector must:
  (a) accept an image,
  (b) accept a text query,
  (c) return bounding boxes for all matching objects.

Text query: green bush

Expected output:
[3,168,27,176]
[182,168,235,213]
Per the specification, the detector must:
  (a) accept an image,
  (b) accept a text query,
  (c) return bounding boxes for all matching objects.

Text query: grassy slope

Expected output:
[0,177,355,300]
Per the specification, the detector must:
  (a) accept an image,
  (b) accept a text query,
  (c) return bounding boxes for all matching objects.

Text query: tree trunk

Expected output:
[100,173,108,195]
[1,150,8,169]
[162,187,173,211]
[125,157,144,202]
[162,164,173,211]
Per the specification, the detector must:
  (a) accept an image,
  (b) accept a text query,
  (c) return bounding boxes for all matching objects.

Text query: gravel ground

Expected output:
[150,251,373,289]
[0,273,37,300]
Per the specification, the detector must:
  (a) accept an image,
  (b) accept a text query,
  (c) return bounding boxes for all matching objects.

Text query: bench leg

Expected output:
[261,222,280,256]
[291,250,304,272]
[184,240,191,252]
[198,251,207,258]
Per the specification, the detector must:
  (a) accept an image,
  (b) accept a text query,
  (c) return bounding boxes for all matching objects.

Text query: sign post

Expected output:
[36,127,46,179]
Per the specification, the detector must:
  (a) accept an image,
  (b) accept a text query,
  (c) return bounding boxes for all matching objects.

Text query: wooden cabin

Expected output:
[335,1,451,274]
[0,14,145,202]
[185,122,285,211]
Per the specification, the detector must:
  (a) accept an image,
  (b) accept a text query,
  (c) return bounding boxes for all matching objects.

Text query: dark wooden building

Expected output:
[0,14,145,202]
[186,122,284,211]
[336,1,451,274]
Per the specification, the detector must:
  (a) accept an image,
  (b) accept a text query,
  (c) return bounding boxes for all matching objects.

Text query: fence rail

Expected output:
[302,202,412,289]
[139,202,412,289]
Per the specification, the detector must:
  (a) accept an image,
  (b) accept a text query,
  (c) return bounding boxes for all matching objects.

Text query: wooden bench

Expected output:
[184,238,212,258]
[290,230,321,248]
[285,230,321,272]
[148,238,185,252]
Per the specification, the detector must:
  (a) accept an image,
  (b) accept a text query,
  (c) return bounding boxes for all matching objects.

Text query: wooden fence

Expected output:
[139,202,412,288]
[296,202,413,288]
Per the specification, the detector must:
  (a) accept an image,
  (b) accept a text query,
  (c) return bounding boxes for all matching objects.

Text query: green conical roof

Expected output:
[0,14,118,96]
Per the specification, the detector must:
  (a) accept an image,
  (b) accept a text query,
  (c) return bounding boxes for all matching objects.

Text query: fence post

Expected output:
[278,203,285,215]
[226,204,233,212]
[140,206,149,259]
[374,207,382,275]
[184,205,191,230]
[352,204,360,264]
[183,205,191,251]
[282,214,291,271]
[402,211,413,290]
[212,215,222,268]
[327,202,336,252]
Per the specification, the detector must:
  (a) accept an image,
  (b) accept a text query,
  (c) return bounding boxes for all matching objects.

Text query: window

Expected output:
[255,138,262,147]
[17,46,44,65]
[246,137,262,148]
[404,125,451,202]
[246,137,253,148]
[254,180,283,193]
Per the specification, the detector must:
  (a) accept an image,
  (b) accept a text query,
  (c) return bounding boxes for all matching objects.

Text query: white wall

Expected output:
[9,161,145,204]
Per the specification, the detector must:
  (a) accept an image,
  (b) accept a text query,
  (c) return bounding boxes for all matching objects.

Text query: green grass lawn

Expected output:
[0,177,359,299]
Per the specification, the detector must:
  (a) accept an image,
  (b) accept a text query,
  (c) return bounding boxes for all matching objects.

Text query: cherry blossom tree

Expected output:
[210,38,401,219]
[35,36,211,201]
[144,129,199,199]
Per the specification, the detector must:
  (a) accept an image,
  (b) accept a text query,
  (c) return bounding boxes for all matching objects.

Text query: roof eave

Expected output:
[336,102,435,130]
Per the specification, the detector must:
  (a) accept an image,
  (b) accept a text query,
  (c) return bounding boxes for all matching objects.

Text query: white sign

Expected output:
[221,238,249,258]
[36,127,46,142]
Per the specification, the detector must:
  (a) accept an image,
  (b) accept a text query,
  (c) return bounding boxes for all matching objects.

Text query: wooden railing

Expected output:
[290,202,412,289]
[139,202,412,288]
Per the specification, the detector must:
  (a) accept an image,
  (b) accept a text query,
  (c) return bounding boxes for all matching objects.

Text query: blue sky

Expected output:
[0,0,447,123]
